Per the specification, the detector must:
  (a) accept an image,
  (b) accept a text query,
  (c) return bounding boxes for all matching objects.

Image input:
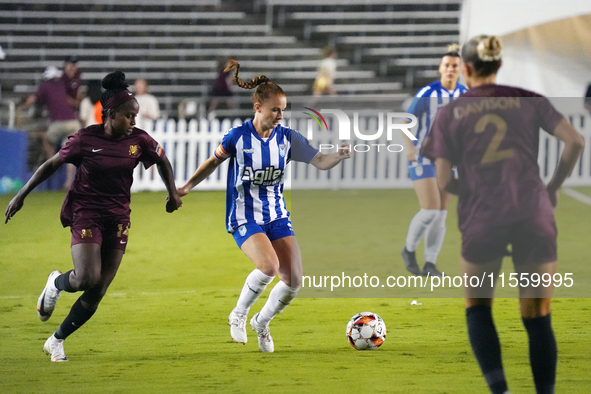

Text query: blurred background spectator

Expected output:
[79,80,103,127]
[26,65,80,188]
[62,55,83,104]
[208,58,235,115]
[312,47,338,96]
[133,79,161,129]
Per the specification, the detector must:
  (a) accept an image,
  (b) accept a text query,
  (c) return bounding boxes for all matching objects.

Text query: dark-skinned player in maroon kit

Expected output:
[423,36,584,394]
[5,71,183,362]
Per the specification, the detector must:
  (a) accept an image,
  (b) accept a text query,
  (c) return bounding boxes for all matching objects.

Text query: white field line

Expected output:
[0,289,241,299]
[563,188,591,206]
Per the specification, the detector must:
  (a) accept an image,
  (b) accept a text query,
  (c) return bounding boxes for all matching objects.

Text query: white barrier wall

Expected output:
[131,113,591,192]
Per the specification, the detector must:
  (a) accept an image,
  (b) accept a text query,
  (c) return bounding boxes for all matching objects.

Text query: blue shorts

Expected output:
[232,217,295,248]
[409,164,436,181]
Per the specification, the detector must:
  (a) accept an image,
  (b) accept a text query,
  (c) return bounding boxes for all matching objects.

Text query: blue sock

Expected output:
[466,305,508,394]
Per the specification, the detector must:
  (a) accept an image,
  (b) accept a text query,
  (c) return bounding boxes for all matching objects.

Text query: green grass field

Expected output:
[1,188,590,393]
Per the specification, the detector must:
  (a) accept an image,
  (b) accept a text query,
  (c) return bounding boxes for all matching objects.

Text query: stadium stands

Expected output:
[0,0,461,121]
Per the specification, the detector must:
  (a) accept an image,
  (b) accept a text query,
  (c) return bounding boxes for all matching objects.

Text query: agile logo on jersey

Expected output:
[242,166,284,186]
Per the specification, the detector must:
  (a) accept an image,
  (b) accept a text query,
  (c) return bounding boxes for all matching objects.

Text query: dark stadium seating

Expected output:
[0,0,461,121]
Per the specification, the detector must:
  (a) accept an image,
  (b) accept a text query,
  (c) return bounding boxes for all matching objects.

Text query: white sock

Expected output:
[405,209,438,252]
[257,281,299,326]
[234,269,274,315]
[424,210,448,264]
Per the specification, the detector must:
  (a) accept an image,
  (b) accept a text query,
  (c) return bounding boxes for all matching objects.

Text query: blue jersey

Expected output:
[215,120,319,233]
[406,80,467,167]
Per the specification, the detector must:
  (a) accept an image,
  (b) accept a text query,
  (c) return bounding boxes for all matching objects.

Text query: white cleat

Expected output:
[228,310,248,344]
[37,271,62,322]
[43,335,68,362]
[250,313,274,353]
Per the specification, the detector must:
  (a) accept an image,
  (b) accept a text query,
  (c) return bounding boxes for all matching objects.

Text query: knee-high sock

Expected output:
[424,210,448,264]
[54,298,96,340]
[405,209,438,252]
[234,269,274,315]
[466,306,509,394]
[523,314,557,394]
[257,281,299,326]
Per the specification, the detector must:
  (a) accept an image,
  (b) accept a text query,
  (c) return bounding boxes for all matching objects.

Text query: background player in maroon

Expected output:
[4,71,183,362]
[423,36,584,394]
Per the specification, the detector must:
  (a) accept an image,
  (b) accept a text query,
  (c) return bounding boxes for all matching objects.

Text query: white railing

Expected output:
[131,113,591,192]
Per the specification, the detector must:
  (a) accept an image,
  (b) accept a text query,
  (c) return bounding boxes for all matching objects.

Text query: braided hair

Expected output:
[461,35,503,77]
[224,60,285,105]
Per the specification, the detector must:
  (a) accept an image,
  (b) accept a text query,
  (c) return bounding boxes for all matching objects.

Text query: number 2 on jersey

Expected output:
[475,114,514,165]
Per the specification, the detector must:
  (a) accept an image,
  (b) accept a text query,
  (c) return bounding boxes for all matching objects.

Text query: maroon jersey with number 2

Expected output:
[422,85,564,263]
[59,124,164,227]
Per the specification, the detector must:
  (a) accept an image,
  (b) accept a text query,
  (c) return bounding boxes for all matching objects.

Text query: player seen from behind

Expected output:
[423,35,584,394]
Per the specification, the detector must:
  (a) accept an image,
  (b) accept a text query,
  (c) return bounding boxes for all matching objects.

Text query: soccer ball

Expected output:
[346,312,387,350]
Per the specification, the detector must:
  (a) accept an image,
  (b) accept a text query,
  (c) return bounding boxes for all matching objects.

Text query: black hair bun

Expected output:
[102,71,129,90]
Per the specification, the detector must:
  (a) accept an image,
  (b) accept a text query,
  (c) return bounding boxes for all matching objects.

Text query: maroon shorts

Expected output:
[70,220,131,252]
[462,214,557,265]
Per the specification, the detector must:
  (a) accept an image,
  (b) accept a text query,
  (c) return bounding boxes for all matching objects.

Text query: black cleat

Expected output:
[401,247,422,275]
[422,262,442,277]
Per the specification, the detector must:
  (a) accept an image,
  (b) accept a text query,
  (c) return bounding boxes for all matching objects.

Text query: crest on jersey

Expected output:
[279,144,286,157]
[129,145,139,156]
[238,226,247,237]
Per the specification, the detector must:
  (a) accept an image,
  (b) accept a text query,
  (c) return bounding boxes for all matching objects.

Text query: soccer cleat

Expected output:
[43,335,68,362]
[228,310,248,344]
[37,270,62,322]
[422,262,442,277]
[250,312,274,353]
[401,247,422,275]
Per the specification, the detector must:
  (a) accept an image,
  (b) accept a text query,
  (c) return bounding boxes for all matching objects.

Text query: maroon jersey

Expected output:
[422,84,564,232]
[58,124,164,226]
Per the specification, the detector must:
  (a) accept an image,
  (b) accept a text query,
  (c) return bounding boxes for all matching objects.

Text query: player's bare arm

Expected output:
[156,155,183,213]
[310,142,353,170]
[546,118,585,206]
[434,158,458,195]
[402,122,418,162]
[178,155,225,196]
[5,153,64,224]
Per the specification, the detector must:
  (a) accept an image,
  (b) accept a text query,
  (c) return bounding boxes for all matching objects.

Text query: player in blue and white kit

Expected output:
[178,60,352,353]
[400,45,467,277]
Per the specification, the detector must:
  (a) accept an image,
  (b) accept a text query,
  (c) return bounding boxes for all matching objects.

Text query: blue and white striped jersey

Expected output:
[406,80,467,167]
[215,120,319,233]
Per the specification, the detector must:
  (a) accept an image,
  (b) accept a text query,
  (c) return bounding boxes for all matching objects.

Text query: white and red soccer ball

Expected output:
[346,312,387,350]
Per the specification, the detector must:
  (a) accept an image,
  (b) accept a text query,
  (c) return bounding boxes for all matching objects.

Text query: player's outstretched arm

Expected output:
[310,142,353,170]
[177,155,225,197]
[5,153,64,223]
[435,158,458,195]
[156,154,182,213]
[546,118,585,206]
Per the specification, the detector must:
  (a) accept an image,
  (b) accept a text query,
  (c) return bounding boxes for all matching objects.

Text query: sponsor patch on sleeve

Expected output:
[155,144,163,157]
